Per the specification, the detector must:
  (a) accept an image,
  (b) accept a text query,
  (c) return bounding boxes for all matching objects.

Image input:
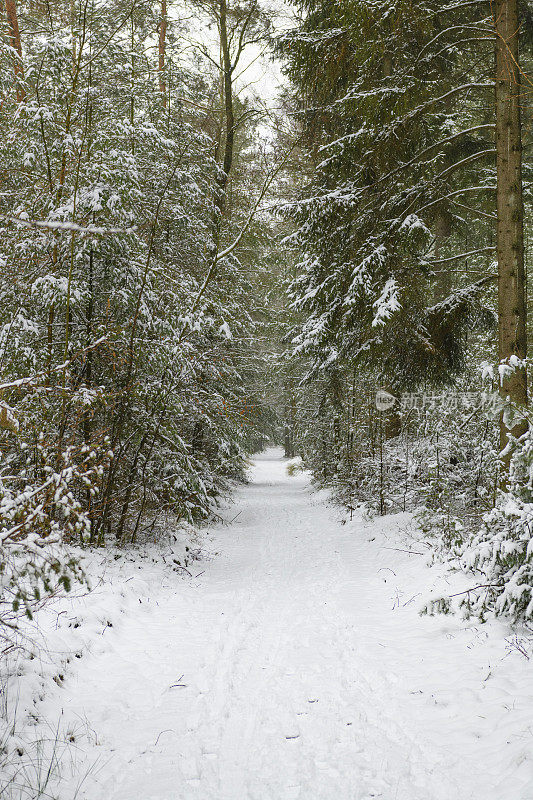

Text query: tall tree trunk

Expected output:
[130,15,135,152]
[158,0,167,107]
[494,0,528,477]
[4,0,25,101]
[433,210,452,302]
[215,0,235,219]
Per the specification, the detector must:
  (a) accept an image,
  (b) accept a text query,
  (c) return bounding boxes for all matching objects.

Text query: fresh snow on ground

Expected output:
[4,448,533,799]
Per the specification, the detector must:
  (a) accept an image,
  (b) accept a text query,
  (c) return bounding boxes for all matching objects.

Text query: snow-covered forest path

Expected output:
[52,450,533,800]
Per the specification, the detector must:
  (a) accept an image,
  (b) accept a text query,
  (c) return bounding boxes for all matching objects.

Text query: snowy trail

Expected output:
[48,449,533,800]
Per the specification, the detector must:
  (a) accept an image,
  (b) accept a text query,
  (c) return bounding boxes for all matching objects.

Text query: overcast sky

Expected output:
[180,0,293,111]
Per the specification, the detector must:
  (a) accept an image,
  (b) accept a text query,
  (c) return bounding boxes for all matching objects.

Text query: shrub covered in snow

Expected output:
[421,361,533,623]
[459,426,533,622]
[0,436,103,630]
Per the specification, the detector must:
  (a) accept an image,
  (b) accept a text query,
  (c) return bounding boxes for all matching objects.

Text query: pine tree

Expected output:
[494,0,528,471]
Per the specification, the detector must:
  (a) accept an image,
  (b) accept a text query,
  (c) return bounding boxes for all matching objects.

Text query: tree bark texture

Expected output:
[494,0,528,467]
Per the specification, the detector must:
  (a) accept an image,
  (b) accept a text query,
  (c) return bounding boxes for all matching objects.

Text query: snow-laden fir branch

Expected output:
[3,216,137,236]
